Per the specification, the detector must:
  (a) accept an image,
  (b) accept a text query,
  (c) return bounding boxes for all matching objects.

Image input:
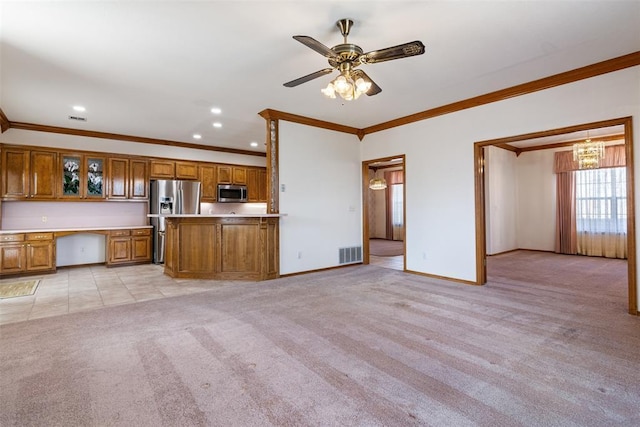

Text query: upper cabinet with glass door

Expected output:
[60,154,106,199]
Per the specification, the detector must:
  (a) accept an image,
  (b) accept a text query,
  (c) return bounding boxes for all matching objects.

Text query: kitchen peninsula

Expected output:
[148,213,285,281]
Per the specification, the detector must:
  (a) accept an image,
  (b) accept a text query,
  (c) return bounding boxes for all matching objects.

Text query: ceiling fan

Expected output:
[283,18,425,101]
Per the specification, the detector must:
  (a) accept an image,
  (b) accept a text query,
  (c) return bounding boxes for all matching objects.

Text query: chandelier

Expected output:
[321,63,372,101]
[573,137,605,169]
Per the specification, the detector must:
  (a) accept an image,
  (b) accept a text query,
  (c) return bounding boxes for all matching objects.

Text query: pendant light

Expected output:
[369,167,387,190]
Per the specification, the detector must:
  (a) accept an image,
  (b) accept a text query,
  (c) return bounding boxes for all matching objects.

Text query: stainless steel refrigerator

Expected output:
[150,180,201,263]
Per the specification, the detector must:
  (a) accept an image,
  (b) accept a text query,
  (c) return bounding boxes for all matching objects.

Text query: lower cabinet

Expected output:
[106,228,152,266]
[0,232,56,276]
[164,216,279,280]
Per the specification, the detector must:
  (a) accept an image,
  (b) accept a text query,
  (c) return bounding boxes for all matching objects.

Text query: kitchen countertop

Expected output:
[147,213,287,218]
[0,225,153,234]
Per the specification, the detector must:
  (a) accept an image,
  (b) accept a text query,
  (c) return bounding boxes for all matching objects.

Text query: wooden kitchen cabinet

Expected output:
[107,157,148,200]
[107,157,129,199]
[217,165,232,184]
[150,160,198,180]
[106,228,152,266]
[0,232,56,276]
[232,166,247,184]
[247,167,268,202]
[149,160,175,179]
[175,161,199,180]
[199,164,217,202]
[258,168,267,202]
[2,147,57,200]
[217,165,247,185]
[130,159,149,199]
[247,168,259,202]
[60,153,107,200]
[163,216,280,280]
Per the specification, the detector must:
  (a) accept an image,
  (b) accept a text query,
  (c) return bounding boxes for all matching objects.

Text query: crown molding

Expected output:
[6,121,266,157]
[362,51,640,135]
[259,109,363,140]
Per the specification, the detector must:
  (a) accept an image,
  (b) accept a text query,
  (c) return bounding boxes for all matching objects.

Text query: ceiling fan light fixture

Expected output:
[321,83,336,98]
[355,77,371,93]
[285,19,424,100]
[323,71,369,101]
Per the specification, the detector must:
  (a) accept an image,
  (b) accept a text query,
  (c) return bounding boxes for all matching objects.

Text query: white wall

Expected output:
[516,149,557,251]
[57,234,106,266]
[485,146,557,254]
[360,66,640,289]
[485,146,518,255]
[278,122,362,274]
[370,169,387,239]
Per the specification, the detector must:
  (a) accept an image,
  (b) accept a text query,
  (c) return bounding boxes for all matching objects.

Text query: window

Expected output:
[391,184,404,227]
[575,167,626,233]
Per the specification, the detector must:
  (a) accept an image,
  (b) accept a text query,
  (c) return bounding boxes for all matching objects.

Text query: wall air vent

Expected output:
[339,246,362,264]
[68,115,87,121]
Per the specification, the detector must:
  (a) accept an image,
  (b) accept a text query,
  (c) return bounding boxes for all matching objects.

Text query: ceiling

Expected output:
[1,1,639,155]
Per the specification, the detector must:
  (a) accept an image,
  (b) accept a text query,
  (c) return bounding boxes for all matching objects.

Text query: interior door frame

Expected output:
[474,116,637,315]
[362,155,406,270]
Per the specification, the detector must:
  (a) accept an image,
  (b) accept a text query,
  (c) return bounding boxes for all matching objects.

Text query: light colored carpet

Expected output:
[0,279,40,299]
[1,257,638,426]
[369,238,404,257]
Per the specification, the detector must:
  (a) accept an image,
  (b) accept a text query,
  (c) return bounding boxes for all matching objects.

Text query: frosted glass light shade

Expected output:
[369,177,387,190]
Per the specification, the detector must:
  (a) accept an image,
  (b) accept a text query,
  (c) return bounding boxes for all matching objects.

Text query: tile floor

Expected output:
[1,257,404,326]
[369,254,404,270]
[0,264,248,326]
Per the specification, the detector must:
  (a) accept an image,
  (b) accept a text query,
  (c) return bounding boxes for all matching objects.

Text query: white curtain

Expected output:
[575,166,627,258]
[391,183,404,240]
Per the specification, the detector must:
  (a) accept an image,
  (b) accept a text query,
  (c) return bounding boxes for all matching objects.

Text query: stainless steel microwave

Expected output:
[217,184,247,203]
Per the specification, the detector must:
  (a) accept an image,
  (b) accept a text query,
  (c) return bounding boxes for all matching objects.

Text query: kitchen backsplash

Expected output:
[201,202,267,215]
[1,202,148,230]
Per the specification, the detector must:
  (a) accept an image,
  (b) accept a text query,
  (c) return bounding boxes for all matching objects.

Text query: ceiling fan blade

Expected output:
[352,69,382,96]
[283,68,334,88]
[361,41,425,64]
[293,35,338,59]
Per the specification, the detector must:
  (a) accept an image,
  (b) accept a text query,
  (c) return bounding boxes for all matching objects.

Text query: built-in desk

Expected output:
[0,226,153,276]
[148,214,284,281]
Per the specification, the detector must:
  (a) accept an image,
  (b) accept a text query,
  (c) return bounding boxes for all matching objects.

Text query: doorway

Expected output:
[362,155,406,271]
[474,117,637,314]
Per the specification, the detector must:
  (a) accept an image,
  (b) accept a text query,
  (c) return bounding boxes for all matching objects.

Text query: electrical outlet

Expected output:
[422,252,427,260]
[297,251,302,259]
[41,216,47,223]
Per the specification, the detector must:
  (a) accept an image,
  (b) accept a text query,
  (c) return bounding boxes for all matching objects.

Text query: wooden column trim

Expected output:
[0,108,10,133]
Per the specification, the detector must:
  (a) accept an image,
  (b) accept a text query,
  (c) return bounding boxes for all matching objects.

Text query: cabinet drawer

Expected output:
[0,234,25,242]
[110,229,131,237]
[131,228,151,236]
[26,232,54,241]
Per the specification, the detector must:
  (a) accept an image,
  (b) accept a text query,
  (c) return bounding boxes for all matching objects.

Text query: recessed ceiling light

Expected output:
[193,134,202,139]
[73,105,86,112]
[211,107,222,114]
[250,141,259,147]
[212,122,222,128]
